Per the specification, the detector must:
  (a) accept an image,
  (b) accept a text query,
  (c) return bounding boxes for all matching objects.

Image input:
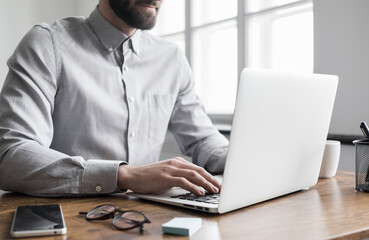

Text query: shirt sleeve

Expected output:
[0,24,124,197]
[168,49,229,174]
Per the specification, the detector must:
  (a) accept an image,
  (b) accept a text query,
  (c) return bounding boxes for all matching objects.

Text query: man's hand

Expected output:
[117,157,221,196]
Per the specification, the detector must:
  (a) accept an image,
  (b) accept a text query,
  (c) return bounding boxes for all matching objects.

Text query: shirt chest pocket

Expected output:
[148,94,177,143]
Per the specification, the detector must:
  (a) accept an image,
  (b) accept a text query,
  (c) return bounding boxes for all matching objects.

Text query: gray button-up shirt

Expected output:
[0,8,229,196]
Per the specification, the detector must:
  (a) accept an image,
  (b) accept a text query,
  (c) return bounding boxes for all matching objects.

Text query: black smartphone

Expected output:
[10,204,67,238]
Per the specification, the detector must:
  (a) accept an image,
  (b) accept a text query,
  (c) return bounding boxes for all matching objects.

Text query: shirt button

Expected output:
[130,132,136,137]
[108,47,113,52]
[123,66,128,72]
[95,185,102,192]
[129,97,136,103]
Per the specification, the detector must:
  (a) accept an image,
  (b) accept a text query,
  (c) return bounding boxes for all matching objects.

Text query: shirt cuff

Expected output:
[81,159,126,194]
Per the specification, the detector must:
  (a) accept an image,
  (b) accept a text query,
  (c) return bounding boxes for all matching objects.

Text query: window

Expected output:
[152,0,313,116]
[247,0,313,72]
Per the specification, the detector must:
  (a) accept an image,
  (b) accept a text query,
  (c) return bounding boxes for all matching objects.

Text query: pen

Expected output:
[360,122,369,139]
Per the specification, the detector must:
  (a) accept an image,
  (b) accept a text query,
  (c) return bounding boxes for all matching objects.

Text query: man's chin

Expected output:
[110,0,158,30]
[134,12,157,29]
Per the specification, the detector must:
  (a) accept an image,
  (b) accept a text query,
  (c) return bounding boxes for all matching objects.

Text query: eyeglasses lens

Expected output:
[86,205,116,219]
[113,211,146,229]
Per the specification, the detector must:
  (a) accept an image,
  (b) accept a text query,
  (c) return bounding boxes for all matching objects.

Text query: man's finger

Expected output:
[171,176,205,196]
[172,168,219,194]
[191,165,222,190]
[168,159,221,191]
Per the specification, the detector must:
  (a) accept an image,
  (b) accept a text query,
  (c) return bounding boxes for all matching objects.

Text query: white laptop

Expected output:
[128,68,338,214]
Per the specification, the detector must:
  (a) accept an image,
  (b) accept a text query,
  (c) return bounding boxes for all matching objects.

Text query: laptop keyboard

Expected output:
[171,192,220,204]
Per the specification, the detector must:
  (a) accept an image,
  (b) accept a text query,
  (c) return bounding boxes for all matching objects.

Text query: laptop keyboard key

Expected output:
[172,192,220,204]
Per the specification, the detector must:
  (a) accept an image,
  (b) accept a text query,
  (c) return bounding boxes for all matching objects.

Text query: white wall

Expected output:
[0,0,97,89]
[314,0,369,137]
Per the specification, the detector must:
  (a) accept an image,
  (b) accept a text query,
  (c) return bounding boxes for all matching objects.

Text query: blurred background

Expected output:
[1,0,368,171]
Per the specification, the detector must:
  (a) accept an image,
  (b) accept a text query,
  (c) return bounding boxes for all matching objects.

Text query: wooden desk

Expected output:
[1,171,369,240]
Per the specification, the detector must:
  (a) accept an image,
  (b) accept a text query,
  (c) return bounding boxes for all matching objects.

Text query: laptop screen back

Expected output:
[218,68,338,213]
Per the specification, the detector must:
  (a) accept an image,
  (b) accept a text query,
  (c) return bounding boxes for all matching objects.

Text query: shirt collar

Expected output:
[87,7,141,55]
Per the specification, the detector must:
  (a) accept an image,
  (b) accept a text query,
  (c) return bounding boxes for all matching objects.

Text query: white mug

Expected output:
[319,140,341,178]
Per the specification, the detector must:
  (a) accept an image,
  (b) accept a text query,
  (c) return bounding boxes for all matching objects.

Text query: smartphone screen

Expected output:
[10,204,67,238]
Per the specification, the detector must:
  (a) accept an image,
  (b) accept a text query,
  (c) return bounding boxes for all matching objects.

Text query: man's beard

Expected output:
[109,0,160,30]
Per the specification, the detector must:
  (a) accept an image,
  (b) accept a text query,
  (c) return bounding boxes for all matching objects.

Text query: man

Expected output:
[0,0,229,197]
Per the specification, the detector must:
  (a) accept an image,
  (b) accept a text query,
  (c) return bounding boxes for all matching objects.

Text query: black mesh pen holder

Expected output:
[354,140,369,192]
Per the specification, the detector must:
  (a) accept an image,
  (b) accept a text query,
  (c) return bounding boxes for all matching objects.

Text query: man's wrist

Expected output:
[117,164,130,191]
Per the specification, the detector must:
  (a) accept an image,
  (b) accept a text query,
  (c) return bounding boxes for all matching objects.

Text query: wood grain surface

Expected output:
[1,171,369,240]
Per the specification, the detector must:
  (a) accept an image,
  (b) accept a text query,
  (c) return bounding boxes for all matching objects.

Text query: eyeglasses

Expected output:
[79,204,151,232]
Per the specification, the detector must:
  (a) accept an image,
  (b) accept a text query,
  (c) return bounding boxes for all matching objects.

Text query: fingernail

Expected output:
[213,187,219,193]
